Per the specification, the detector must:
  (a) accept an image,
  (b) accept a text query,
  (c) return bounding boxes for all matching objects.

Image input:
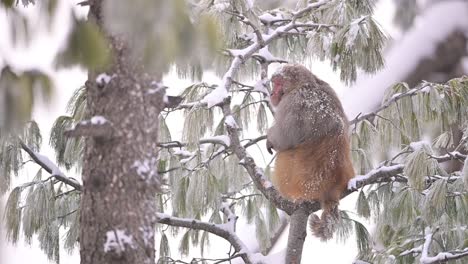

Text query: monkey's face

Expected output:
[271,73,295,106]
[270,75,285,106]
[271,64,314,105]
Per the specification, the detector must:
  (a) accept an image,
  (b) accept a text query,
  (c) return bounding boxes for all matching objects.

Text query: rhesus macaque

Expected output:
[267,64,355,241]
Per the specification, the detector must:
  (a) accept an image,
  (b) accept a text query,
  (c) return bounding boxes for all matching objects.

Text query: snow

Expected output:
[346,16,364,49]
[343,1,468,119]
[131,157,157,180]
[400,245,423,256]
[213,2,229,11]
[103,229,134,253]
[249,250,286,264]
[147,81,166,94]
[273,64,287,76]
[262,179,273,189]
[275,23,292,34]
[202,135,231,147]
[259,12,283,23]
[253,79,269,95]
[156,212,171,219]
[409,140,430,151]
[201,84,229,108]
[215,222,235,233]
[173,149,194,157]
[96,73,114,85]
[139,226,153,246]
[347,164,404,190]
[227,48,249,58]
[35,152,65,177]
[218,202,237,233]
[419,228,444,264]
[254,166,273,189]
[224,115,238,128]
[354,260,372,264]
[420,86,432,93]
[180,155,195,164]
[254,46,282,62]
[90,115,107,125]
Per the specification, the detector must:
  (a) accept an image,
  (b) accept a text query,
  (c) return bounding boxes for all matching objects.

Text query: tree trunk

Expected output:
[79,2,163,264]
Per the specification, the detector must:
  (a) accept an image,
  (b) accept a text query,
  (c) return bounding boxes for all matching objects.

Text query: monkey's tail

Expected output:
[309,201,340,241]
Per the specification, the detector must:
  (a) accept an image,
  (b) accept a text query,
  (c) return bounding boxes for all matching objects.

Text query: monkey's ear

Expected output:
[266,140,274,155]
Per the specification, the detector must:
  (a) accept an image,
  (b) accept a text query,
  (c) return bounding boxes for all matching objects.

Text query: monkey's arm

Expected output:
[267,106,306,152]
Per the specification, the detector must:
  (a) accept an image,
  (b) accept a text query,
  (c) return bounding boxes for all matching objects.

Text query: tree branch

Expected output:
[350,84,430,125]
[420,228,468,264]
[285,207,308,264]
[156,208,254,264]
[20,141,82,191]
[64,116,115,138]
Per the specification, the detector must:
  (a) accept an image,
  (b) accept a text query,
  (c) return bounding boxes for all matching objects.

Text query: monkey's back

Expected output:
[273,133,354,202]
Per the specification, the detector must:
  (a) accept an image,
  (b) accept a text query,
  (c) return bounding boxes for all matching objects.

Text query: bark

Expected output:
[285,207,308,264]
[79,1,163,264]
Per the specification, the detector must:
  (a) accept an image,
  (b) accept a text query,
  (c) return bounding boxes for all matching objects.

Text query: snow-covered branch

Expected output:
[156,210,255,264]
[65,115,115,138]
[347,164,405,191]
[428,151,467,163]
[420,229,468,264]
[158,136,231,149]
[20,141,82,191]
[350,84,430,125]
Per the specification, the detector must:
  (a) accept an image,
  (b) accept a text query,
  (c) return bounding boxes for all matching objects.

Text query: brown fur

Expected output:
[272,135,354,202]
[267,64,355,241]
[272,134,354,240]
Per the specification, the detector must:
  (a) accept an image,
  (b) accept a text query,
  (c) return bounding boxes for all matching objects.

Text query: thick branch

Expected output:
[64,118,115,138]
[285,207,309,264]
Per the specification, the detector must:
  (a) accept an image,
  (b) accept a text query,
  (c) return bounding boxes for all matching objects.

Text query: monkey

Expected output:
[266,64,355,241]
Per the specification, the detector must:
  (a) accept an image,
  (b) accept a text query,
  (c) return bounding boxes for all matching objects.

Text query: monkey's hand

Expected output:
[266,139,274,154]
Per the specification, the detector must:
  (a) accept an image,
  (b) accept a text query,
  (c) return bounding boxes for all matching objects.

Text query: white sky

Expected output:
[0,0,398,263]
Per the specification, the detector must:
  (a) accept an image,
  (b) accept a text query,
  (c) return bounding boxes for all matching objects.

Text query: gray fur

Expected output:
[267,65,347,151]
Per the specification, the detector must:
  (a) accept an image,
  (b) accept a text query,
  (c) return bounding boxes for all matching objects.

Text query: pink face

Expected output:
[270,75,284,106]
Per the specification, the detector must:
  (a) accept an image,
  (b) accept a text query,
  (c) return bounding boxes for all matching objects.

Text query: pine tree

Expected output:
[1,0,467,264]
